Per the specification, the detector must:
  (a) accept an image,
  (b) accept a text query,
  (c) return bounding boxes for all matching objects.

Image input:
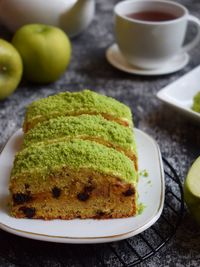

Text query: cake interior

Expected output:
[10,167,136,219]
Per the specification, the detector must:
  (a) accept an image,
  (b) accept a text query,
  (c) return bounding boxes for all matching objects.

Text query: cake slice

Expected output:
[10,139,137,219]
[23,90,132,132]
[23,114,138,170]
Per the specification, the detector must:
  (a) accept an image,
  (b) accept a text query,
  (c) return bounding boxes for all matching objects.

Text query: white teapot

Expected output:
[0,0,95,37]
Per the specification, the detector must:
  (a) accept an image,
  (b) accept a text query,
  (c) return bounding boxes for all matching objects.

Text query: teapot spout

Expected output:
[59,0,95,37]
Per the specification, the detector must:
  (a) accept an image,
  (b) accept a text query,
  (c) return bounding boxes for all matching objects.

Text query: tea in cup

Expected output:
[114,0,200,69]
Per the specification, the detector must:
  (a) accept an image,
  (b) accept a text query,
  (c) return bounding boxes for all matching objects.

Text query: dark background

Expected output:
[0,0,200,266]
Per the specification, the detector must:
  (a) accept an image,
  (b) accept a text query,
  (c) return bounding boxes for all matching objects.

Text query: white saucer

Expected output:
[106,44,190,76]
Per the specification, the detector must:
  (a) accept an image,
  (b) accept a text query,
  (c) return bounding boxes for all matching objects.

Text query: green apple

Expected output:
[184,156,200,225]
[0,39,23,100]
[12,24,71,83]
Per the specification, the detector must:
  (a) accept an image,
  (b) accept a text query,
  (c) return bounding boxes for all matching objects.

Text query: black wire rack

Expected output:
[0,157,184,267]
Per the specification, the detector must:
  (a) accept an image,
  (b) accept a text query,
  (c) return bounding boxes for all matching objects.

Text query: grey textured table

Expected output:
[0,0,200,266]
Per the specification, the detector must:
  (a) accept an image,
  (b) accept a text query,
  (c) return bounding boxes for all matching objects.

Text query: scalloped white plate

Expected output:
[157,65,200,121]
[0,128,164,244]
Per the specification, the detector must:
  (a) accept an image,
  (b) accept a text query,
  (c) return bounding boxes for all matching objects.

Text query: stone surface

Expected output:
[0,0,200,266]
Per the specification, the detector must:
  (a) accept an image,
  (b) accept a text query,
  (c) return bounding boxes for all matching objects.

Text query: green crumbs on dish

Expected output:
[192,91,200,113]
[137,203,145,215]
[23,114,136,151]
[11,139,137,184]
[24,89,132,125]
[139,169,149,177]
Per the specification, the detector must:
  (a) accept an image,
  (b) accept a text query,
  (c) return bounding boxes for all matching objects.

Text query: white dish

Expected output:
[0,128,164,244]
[106,44,189,76]
[157,65,200,121]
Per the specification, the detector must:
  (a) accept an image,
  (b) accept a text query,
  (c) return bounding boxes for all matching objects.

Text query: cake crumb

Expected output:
[139,169,149,177]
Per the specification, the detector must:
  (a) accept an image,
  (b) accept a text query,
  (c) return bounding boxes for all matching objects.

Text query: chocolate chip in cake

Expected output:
[84,185,94,193]
[88,176,93,182]
[77,192,90,201]
[52,187,61,198]
[13,193,32,205]
[123,188,135,197]
[96,210,106,216]
[19,207,36,218]
[25,184,30,189]
[77,183,95,201]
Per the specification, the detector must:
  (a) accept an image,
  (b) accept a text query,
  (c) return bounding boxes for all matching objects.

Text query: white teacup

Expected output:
[114,0,200,69]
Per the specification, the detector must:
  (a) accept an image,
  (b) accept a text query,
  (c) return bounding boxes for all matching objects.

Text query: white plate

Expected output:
[0,128,164,244]
[157,65,200,121]
[106,44,189,76]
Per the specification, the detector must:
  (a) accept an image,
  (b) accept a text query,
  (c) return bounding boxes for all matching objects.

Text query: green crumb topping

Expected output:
[23,114,136,151]
[192,92,200,113]
[139,169,149,177]
[137,203,146,215]
[25,89,132,126]
[11,139,137,184]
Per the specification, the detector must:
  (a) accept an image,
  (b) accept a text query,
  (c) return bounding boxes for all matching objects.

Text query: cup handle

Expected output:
[182,15,200,53]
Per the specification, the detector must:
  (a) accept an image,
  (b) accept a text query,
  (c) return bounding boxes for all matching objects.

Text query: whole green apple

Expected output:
[12,24,71,83]
[184,156,200,225]
[0,39,23,100]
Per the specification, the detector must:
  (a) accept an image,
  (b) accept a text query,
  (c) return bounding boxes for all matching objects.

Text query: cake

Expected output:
[23,114,138,170]
[23,89,132,132]
[9,89,138,220]
[10,139,137,219]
